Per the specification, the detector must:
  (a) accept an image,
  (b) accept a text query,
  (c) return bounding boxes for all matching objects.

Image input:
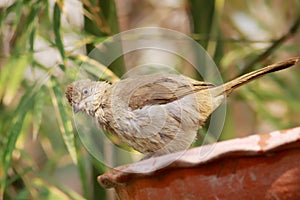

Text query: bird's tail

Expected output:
[215,57,299,97]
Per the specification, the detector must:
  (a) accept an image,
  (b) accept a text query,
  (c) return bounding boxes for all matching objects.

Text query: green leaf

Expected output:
[69,54,120,83]
[83,0,126,77]
[75,136,91,200]
[189,0,215,48]
[33,178,83,200]
[29,24,36,54]
[32,86,46,140]
[0,84,36,198]
[0,2,21,30]
[0,55,29,103]
[49,76,77,164]
[53,2,66,61]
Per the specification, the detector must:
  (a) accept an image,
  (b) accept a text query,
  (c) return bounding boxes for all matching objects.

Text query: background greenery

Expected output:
[0,0,299,199]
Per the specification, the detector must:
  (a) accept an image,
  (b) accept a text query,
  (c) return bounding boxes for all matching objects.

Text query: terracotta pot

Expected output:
[98,127,300,200]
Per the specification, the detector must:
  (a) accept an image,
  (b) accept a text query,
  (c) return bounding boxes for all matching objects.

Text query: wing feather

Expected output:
[113,74,215,110]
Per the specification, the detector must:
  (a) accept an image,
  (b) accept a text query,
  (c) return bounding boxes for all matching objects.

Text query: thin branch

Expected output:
[238,14,300,76]
[191,35,276,44]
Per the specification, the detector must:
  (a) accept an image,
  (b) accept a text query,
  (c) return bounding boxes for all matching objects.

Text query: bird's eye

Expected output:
[83,89,89,95]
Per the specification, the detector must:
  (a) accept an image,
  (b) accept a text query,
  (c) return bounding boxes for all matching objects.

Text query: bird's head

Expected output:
[65,79,110,116]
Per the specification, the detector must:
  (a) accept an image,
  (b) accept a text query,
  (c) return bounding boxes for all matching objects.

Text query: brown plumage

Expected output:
[65,57,299,158]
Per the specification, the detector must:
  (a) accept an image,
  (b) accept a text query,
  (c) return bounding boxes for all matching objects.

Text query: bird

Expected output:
[65,57,299,158]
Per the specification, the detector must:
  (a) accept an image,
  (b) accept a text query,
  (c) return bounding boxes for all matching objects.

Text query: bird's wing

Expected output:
[112,74,215,110]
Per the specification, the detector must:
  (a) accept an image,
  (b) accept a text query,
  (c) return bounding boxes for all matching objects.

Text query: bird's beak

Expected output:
[72,104,81,113]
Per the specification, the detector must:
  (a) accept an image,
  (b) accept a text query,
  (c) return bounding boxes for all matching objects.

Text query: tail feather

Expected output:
[216,57,299,96]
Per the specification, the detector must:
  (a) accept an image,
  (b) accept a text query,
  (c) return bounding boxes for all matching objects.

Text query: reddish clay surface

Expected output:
[98,127,300,199]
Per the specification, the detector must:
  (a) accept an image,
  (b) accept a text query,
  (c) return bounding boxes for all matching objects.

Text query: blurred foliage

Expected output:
[0,0,300,199]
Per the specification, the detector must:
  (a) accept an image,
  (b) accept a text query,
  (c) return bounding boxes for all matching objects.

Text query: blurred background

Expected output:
[0,0,299,199]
